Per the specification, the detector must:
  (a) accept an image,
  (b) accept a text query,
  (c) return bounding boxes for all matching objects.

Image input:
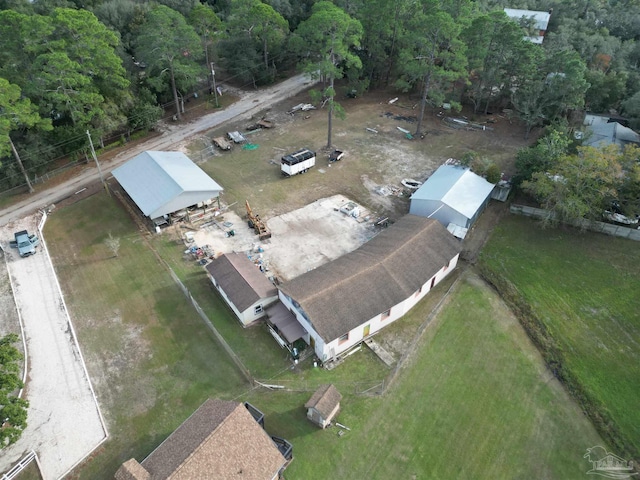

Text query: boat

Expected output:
[401,178,422,189]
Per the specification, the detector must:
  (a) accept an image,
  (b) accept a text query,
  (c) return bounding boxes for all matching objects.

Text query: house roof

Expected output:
[504,8,551,43]
[305,384,342,419]
[410,165,495,220]
[112,151,223,219]
[278,215,461,342]
[206,253,278,312]
[583,119,640,148]
[115,459,150,480]
[140,399,286,480]
[504,8,550,30]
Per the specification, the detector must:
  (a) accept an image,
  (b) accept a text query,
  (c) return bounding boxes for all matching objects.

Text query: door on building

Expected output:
[363,324,370,338]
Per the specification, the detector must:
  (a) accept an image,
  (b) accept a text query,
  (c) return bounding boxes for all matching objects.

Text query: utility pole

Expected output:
[86,130,109,195]
[9,136,33,193]
[210,62,219,108]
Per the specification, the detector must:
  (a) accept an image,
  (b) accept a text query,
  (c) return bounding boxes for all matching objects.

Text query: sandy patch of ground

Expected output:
[0,214,106,480]
[184,194,380,282]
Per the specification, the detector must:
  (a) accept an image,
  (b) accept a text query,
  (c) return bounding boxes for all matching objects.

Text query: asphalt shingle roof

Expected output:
[279,215,461,342]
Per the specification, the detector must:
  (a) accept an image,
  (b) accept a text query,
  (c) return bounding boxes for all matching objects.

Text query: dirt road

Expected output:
[0,73,316,228]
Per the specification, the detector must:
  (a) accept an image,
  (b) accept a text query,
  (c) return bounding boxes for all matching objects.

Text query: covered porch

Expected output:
[265,302,308,359]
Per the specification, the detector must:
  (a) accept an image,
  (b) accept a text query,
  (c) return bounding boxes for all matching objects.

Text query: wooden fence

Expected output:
[510,204,640,241]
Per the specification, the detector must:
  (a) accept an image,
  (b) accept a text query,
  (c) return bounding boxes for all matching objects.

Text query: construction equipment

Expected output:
[245,200,272,240]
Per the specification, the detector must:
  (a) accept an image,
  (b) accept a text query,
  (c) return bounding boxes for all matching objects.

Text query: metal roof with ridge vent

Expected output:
[112,151,223,219]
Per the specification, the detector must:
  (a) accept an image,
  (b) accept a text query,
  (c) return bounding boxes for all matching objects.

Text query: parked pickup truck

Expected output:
[10,230,40,257]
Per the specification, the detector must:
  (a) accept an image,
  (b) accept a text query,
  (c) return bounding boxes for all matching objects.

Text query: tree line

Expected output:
[1,0,640,193]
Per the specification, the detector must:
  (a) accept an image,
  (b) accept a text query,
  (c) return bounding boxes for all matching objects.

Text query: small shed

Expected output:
[305,384,342,429]
[409,165,495,230]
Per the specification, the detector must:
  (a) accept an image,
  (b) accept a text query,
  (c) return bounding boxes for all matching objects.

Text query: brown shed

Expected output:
[305,384,342,429]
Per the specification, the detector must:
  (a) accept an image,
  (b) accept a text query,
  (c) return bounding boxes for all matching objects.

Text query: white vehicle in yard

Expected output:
[281,148,316,176]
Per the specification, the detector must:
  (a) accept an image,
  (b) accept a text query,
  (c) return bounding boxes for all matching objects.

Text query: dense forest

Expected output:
[1,0,640,197]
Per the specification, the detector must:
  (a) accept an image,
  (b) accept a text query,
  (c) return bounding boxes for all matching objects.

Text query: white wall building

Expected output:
[276,215,461,363]
[206,253,279,326]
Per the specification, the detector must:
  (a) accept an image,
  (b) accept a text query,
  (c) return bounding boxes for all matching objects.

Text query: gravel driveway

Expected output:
[0,214,106,479]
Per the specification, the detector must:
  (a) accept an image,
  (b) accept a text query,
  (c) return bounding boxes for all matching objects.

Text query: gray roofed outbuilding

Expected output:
[582,114,640,149]
[278,215,461,343]
[112,151,223,220]
[409,165,495,229]
[206,253,277,312]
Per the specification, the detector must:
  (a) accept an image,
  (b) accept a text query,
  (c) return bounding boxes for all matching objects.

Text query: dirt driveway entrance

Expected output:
[0,214,106,480]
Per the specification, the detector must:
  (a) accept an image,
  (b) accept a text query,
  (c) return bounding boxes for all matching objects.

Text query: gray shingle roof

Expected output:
[206,253,277,312]
[583,121,640,148]
[279,215,461,342]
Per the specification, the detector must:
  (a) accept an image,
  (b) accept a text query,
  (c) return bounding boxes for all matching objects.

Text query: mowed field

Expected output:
[479,215,640,460]
[43,193,249,479]
[242,274,603,479]
[40,193,604,479]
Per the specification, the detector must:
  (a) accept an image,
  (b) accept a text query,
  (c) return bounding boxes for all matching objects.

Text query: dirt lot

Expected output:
[181,194,381,282]
[179,86,532,277]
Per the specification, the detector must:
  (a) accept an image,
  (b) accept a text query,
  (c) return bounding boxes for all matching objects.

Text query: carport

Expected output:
[112,151,223,226]
[266,302,307,348]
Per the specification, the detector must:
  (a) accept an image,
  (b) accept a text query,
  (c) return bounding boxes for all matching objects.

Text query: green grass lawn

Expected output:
[149,234,293,379]
[479,215,640,459]
[44,192,249,479]
[40,191,608,479]
[246,273,603,479]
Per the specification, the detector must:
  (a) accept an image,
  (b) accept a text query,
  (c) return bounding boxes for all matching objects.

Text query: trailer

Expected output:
[281,148,316,176]
[227,131,246,143]
[213,137,232,151]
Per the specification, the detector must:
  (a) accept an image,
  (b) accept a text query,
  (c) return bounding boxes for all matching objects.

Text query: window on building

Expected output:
[414,285,423,298]
[382,309,391,320]
[443,259,450,271]
[254,305,263,315]
[338,333,349,345]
